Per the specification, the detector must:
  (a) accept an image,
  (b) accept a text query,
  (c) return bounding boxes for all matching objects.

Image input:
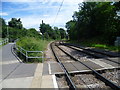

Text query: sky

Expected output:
[1,0,84,31]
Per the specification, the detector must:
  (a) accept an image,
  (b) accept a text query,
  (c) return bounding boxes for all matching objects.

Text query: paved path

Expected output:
[0,43,37,88]
[0,43,56,89]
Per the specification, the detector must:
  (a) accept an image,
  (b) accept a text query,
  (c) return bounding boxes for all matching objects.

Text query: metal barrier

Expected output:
[0,38,9,46]
[114,37,120,46]
[14,44,44,62]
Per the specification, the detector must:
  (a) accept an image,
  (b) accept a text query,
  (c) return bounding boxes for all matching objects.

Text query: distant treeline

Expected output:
[66,2,120,45]
[0,18,67,41]
[40,20,66,40]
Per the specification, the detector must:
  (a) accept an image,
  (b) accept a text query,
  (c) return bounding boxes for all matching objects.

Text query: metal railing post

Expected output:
[26,51,28,62]
[2,39,4,44]
[7,38,8,43]
[14,43,44,63]
[42,51,43,63]
[0,41,2,45]
[42,52,44,62]
[4,39,5,44]
[3,39,5,44]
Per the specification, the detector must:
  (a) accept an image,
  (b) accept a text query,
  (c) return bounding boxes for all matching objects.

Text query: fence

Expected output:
[114,37,120,46]
[14,44,44,62]
[0,38,9,46]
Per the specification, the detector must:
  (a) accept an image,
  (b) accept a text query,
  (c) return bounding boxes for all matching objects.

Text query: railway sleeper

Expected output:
[55,43,120,89]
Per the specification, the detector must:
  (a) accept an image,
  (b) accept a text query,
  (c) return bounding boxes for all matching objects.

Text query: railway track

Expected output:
[59,41,119,57]
[50,42,77,89]
[60,42,120,65]
[50,42,120,89]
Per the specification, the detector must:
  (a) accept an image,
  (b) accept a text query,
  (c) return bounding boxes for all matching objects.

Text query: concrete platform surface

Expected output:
[2,77,33,88]
[2,63,38,88]
[41,75,54,88]
[30,63,43,88]
[1,43,58,89]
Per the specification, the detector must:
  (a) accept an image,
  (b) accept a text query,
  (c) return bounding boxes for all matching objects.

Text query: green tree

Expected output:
[40,22,52,34]
[59,28,66,39]
[39,21,58,39]
[8,27,27,41]
[66,2,120,45]
[0,18,7,38]
[52,27,60,39]
[26,28,41,38]
[66,20,76,40]
[8,18,23,29]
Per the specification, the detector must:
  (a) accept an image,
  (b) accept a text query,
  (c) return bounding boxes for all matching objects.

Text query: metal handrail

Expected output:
[0,38,9,45]
[27,51,43,53]
[14,44,44,62]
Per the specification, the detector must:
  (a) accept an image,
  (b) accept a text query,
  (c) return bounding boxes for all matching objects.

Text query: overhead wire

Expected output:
[52,0,64,27]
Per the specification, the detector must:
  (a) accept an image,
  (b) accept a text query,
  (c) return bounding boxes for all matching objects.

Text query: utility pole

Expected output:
[7,23,9,42]
[42,20,43,24]
[41,20,44,40]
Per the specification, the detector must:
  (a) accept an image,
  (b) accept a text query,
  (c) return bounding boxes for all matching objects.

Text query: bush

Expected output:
[16,37,50,62]
[92,44,107,49]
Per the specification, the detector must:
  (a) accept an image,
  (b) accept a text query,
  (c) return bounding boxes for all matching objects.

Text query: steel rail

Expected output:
[62,43,120,65]
[62,43,119,57]
[56,44,120,90]
[50,42,77,89]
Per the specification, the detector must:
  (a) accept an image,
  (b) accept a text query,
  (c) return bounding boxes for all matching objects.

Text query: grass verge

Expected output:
[67,40,120,52]
[16,37,52,63]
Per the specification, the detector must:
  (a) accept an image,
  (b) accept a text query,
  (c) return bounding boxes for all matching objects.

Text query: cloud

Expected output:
[2,0,83,30]
[21,16,40,30]
[0,12,8,16]
[2,0,82,3]
[19,13,69,31]
[2,0,38,2]
[20,14,63,31]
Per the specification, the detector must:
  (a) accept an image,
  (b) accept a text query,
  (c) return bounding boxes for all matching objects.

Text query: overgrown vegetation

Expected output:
[67,40,120,52]
[16,37,51,62]
[17,37,50,51]
[0,38,2,48]
[0,38,2,42]
[66,2,120,46]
